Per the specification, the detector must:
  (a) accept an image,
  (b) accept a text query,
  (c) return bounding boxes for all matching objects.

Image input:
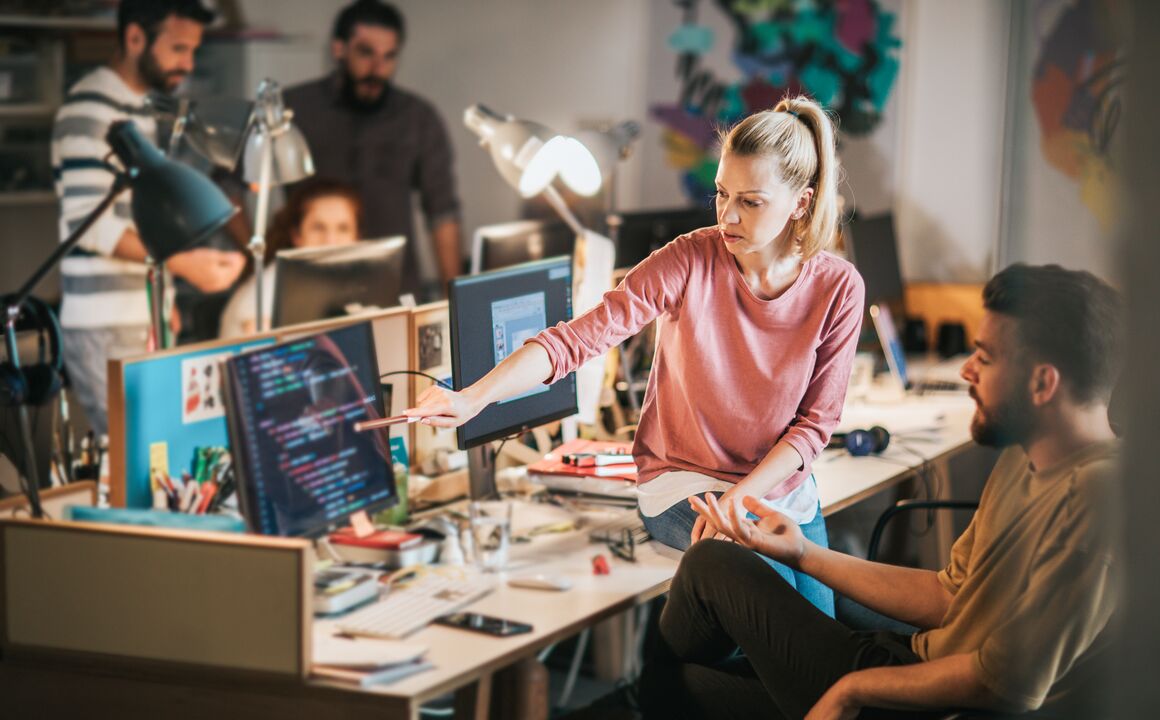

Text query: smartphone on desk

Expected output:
[435,612,533,637]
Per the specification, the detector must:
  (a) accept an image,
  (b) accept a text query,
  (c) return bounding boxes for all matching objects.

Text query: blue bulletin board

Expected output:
[121,339,274,508]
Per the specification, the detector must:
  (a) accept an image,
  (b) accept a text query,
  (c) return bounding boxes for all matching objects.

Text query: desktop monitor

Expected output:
[611,207,717,269]
[272,237,406,328]
[449,256,578,452]
[845,213,905,314]
[222,322,398,537]
[470,220,575,274]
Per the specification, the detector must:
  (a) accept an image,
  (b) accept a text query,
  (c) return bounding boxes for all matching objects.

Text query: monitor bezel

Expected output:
[449,256,578,450]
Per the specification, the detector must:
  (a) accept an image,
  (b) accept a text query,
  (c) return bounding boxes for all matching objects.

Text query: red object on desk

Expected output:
[529,439,637,481]
[591,554,610,575]
[329,527,424,550]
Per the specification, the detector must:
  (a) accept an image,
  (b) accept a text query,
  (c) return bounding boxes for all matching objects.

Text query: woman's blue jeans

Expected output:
[642,493,835,618]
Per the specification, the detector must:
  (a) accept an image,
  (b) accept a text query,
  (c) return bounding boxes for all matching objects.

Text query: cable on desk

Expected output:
[380,370,453,390]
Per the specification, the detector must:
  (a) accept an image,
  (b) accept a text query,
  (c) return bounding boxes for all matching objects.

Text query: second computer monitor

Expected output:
[845,213,905,313]
[612,206,717,269]
[449,256,578,450]
[470,219,575,274]
[222,322,398,537]
[272,237,406,328]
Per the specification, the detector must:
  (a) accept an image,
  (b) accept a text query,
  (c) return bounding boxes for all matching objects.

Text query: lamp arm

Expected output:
[249,134,274,332]
[541,185,587,237]
[3,172,128,519]
[11,173,131,312]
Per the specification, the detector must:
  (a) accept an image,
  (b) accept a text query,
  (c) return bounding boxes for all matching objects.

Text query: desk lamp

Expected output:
[150,93,255,171]
[2,120,236,517]
[242,79,315,332]
[464,104,600,236]
[573,121,640,242]
[463,105,636,494]
[145,93,254,347]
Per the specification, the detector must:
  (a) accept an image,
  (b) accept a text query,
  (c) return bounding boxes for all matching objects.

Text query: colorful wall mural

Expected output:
[651,0,903,202]
[1030,0,1126,232]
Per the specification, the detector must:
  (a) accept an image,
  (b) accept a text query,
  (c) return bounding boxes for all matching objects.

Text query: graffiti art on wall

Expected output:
[1031,0,1125,232]
[652,0,902,202]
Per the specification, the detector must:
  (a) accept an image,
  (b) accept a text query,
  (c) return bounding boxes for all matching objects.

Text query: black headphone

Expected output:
[0,295,65,408]
[829,425,891,457]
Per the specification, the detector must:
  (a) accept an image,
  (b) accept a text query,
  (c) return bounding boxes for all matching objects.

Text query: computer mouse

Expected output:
[507,574,573,591]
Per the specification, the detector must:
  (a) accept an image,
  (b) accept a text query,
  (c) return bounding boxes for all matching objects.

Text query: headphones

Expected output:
[829,425,891,457]
[0,295,65,408]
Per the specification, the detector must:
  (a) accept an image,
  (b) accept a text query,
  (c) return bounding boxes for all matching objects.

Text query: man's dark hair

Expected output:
[117,0,215,48]
[332,0,406,43]
[983,263,1123,404]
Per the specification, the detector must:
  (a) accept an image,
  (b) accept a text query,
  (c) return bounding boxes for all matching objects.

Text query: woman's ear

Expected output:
[792,187,814,220]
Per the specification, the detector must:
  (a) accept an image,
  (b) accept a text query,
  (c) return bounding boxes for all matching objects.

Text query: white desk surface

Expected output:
[313,514,681,706]
[818,393,975,515]
[309,392,977,709]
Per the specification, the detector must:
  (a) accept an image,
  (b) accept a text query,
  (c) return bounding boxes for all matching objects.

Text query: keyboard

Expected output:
[336,570,495,639]
[912,378,967,394]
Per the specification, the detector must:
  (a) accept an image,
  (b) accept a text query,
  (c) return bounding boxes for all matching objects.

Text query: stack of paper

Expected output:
[312,630,432,687]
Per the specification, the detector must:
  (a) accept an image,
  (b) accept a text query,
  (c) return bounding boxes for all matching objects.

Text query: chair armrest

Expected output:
[867,499,979,562]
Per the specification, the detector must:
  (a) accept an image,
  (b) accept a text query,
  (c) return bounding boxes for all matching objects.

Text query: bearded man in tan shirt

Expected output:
[640,263,1122,719]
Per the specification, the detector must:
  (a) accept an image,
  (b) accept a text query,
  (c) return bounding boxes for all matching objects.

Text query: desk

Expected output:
[0,395,976,719]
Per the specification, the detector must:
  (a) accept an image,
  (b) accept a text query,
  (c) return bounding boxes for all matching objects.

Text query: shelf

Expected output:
[0,103,55,118]
[0,14,115,31]
[0,190,56,205]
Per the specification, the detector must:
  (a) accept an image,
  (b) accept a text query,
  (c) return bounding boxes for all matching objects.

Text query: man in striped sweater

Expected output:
[52,0,244,436]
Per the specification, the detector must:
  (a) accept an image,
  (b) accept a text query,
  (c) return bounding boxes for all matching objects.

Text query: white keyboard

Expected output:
[336,570,495,639]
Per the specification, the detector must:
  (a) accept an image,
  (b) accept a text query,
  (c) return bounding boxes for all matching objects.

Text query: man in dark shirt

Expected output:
[283,0,462,299]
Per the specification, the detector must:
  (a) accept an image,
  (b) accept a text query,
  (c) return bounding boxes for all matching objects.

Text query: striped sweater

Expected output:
[51,66,156,329]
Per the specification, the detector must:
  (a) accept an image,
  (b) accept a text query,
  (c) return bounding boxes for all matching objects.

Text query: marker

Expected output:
[354,415,422,432]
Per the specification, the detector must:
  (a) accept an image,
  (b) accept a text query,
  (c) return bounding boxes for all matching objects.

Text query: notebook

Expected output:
[869,304,967,394]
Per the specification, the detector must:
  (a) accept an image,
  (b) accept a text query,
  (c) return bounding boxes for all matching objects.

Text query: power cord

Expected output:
[380,370,453,390]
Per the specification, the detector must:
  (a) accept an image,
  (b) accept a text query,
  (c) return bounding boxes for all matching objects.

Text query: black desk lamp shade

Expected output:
[2,120,235,518]
[107,120,237,260]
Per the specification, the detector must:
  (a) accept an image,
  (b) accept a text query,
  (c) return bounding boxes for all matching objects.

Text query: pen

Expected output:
[354,414,421,432]
[196,481,218,514]
[180,480,199,513]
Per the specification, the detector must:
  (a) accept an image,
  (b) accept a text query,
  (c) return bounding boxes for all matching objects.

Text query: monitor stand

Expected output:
[468,444,499,500]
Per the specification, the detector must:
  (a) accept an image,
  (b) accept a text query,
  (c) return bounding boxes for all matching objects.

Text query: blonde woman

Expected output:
[408,96,863,616]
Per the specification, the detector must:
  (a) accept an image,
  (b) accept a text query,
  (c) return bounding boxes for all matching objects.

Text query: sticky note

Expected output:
[149,442,169,489]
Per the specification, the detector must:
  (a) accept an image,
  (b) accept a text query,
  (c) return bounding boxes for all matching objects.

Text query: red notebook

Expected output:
[527,439,638,481]
[328,527,424,550]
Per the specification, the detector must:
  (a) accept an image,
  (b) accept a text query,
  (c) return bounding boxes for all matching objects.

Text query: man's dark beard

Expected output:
[340,69,390,112]
[970,385,1035,448]
[138,48,186,94]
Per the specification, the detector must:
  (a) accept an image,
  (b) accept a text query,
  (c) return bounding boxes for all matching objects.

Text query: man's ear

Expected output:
[123,22,147,59]
[331,39,347,62]
[1029,363,1062,406]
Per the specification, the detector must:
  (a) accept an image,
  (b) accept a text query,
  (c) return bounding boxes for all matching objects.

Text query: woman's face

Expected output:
[292,196,359,248]
[714,151,812,260]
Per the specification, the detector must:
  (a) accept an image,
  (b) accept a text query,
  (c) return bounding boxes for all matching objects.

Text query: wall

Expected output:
[232,0,653,268]
[892,0,1011,282]
[6,1,1108,299]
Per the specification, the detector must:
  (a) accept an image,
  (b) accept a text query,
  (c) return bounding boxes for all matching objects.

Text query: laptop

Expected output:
[869,304,967,394]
